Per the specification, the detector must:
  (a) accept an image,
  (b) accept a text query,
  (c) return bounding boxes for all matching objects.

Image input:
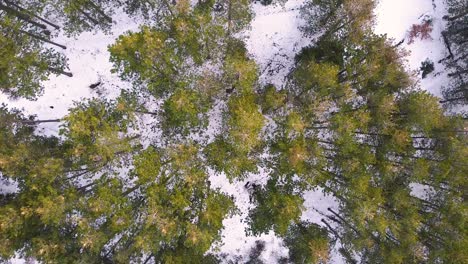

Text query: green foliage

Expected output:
[162,88,211,135]
[1,0,467,263]
[0,18,68,100]
[109,10,226,97]
[284,222,330,264]
[109,26,184,96]
[301,0,376,40]
[398,91,446,133]
[227,92,265,153]
[205,138,258,180]
[46,0,114,36]
[248,181,304,236]
[293,61,340,97]
[258,84,287,114]
[129,144,235,261]
[61,98,136,168]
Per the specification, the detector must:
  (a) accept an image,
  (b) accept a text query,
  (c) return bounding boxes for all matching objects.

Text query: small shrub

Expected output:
[408,19,433,44]
[420,59,435,79]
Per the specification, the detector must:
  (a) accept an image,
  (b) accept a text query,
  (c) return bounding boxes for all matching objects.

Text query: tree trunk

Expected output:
[77,7,99,25]
[143,254,154,264]
[453,52,468,63]
[321,219,341,239]
[440,96,467,104]
[66,170,90,181]
[19,29,66,49]
[443,10,468,22]
[328,207,361,235]
[441,32,454,59]
[18,119,62,124]
[0,3,47,29]
[85,0,113,23]
[3,0,60,29]
[227,0,232,35]
[161,0,174,18]
[393,38,405,48]
[48,67,73,77]
[448,68,468,77]
[135,110,159,116]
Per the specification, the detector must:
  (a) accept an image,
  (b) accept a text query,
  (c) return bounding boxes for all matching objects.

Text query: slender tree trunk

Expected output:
[393,38,405,48]
[227,0,232,35]
[451,52,468,64]
[48,67,73,77]
[3,0,60,29]
[328,207,360,235]
[143,254,154,264]
[85,0,112,23]
[441,32,454,59]
[102,235,126,259]
[440,96,467,103]
[306,126,329,130]
[443,10,468,22]
[18,118,62,124]
[448,68,468,77]
[19,29,66,49]
[321,219,341,239]
[317,139,334,145]
[135,110,159,116]
[122,184,142,197]
[77,7,99,25]
[66,170,90,181]
[80,178,113,194]
[413,147,436,151]
[0,3,47,29]
[385,232,400,245]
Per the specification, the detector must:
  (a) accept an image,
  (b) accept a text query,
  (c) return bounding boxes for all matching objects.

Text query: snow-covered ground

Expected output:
[246,0,310,87]
[0,9,140,136]
[1,0,453,263]
[375,0,449,97]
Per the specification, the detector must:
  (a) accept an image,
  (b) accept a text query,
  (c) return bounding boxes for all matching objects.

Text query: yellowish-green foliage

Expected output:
[227,92,265,153]
[248,182,304,236]
[259,84,287,114]
[398,91,447,133]
[204,138,258,180]
[132,146,161,184]
[294,61,339,96]
[130,144,235,259]
[61,99,136,167]
[110,27,183,96]
[163,88,210,135]
[224,55,259,93]
[0,18,67,100]
[284,222,330,264]
[0,0,467,263]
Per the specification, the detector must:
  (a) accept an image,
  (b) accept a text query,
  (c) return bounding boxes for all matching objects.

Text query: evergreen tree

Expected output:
[284,221,330,264]
[0,15,69,99]
[440,0,468,108]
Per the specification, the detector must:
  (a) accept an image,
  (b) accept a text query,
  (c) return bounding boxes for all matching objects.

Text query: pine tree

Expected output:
[440,0,468,108]
[283,221,330,264]
[0,16,69,99]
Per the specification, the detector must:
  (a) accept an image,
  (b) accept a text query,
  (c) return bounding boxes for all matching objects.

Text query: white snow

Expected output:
[246,0,310,88]
[375,0,449,97]
[0,9,140,136]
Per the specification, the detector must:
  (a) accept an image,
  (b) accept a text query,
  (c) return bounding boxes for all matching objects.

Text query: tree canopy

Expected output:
[0,0,466,263]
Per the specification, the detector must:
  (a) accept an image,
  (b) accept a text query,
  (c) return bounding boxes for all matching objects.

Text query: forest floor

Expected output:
[2,0,451,263]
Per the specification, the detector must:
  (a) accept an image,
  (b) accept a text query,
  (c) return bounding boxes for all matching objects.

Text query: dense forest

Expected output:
[0,0,466,263]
